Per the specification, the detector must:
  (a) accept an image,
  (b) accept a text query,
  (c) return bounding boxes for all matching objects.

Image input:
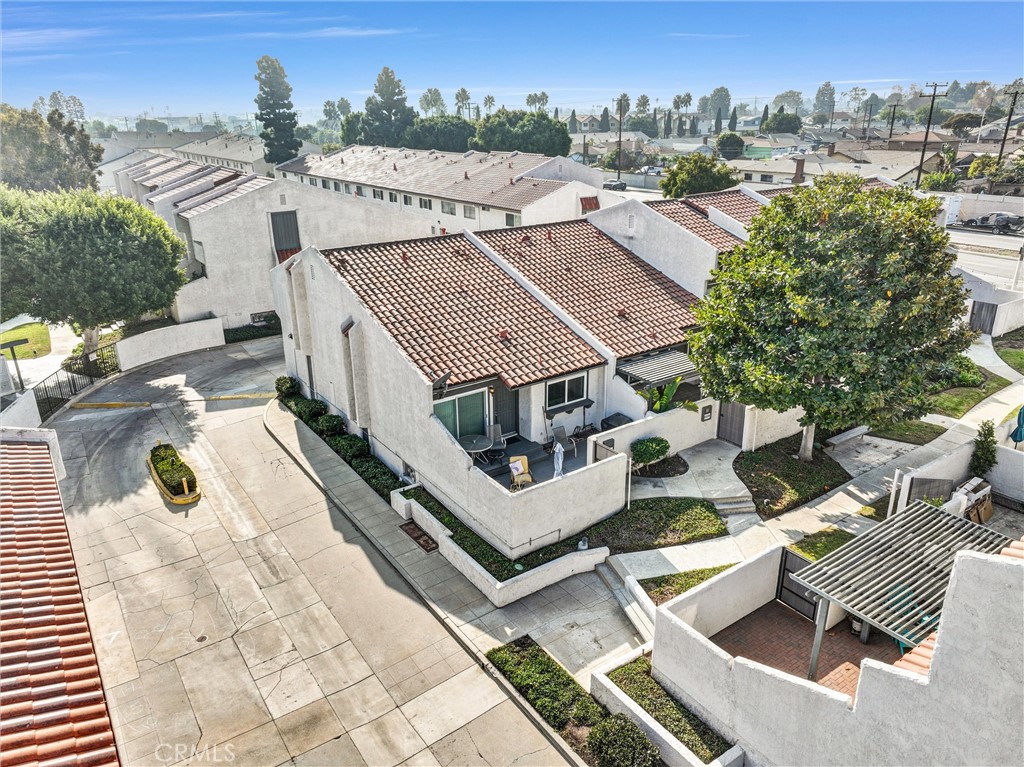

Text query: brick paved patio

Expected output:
[710,601,903,698]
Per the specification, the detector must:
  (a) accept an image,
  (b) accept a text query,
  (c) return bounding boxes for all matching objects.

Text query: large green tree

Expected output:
[403,115,476,152]
[690,175,974,461]
[941,112,983,138]
[454,88,471,116]
[813,82,836,114]
[716,131,745,160]
[419,87,447,116]
[708,87,731,119]
[362,67,417,147]
[0,104,102,192]
[635,94,651,115]
[254,55,301,163]
[469,108,570,156]
[772,90,803,113]
[659,153,737,197]
[760,111,802,134]
[0,187,186,352]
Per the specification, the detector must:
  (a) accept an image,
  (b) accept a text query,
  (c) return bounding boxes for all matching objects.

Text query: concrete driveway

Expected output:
[53,338,565,767]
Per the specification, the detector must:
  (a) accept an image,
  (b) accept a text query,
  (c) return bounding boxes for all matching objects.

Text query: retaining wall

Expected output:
[116,318,225,371]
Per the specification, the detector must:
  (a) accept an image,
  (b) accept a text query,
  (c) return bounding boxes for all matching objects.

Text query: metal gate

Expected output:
[777,548,818,621]
[33,343,121,422]
[969,301,997,334]
[718,401,746,446]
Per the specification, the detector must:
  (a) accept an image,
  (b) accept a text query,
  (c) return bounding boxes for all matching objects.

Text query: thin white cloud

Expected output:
[180,26,414,43]
[667,32,750,39]
[1,27,106,50]
[148,11,286,20]
[2,52,72,64]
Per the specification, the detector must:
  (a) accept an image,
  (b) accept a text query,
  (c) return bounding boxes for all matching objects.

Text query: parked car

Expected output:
[603,179,627,191]
[961,211,1024,233]
[638,166,662,175]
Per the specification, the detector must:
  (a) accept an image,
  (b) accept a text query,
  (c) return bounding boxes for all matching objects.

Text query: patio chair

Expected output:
[551,425,578,458]
[509,455,534,492]
[485,423,507,464]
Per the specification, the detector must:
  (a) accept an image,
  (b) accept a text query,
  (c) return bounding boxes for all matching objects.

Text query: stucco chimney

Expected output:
[792,157,806,185]
[702,136,708,146]
[827,143,835,157]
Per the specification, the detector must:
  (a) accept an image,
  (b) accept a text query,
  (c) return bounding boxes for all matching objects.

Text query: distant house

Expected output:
[276,145,620,233]
[173,133,320,176]
[886,130,960,153]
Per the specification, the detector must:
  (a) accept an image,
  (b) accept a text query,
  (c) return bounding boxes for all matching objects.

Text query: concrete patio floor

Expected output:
[51,339,567,767]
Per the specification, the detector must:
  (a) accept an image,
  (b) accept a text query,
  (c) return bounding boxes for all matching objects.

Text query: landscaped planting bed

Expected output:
[149,443,199,501]
[404,488,727,582]
[928,367,1011,418]
[487,636,659,767]
[788,526,855,561]
[994,328,1024,375]
[734,433,852,518]
[869,420,946,445]
[607,655,731,764]
[640,564,735,606]
[224,313,282,344]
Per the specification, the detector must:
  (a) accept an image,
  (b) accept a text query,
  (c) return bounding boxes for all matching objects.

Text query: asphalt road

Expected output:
[955,249,1023,287]
[947,227,1023,253]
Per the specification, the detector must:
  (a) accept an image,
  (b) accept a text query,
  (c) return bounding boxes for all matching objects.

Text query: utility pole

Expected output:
[915,82,948,189]
[997,88,1022,164]
[615,95,626,181]
[863,103,875,140]
[828,101,836,132]
[888,98,902,140]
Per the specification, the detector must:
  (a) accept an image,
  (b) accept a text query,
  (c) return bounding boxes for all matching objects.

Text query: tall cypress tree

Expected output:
[714,107,722,135]
[728,107,737,132]
[689,116,698,136]
[761,104,770,125]
[568,109,579,133]
[664,110,673,138]
[676,114,686,137]
[254,56,301,164]
[553,107,560,121]
[599,107,611,132]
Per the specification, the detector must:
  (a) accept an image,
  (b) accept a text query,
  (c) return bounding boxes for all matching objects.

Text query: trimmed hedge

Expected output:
[289,397,328,425]
[588,714,660,767]
[607,656,729,764]
[486,637,605,732]
[327,434,370,462]
[349,455,404,500]
[225,313,281,344]
[150,444,197,496]
[276,376,301,398]
[631,437,670,466]
[314,414,346,437]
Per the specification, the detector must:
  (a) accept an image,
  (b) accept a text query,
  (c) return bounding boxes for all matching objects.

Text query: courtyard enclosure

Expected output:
[651,546,1024,767]
[587,397,719,462]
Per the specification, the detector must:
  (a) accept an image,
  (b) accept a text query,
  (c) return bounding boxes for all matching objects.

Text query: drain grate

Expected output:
[399,520,438,553]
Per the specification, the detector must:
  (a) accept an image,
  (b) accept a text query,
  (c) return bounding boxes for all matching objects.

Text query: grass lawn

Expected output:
[859,495,891,522]
[994,327,1024,375]
[640,564,736,606]
[868,420,946,445]
[406,488,726,582]
[608,656,731,764]
[1,322,51,360]
[788,527,855,561]
[928,367,1011,418]
[733,433,852,518]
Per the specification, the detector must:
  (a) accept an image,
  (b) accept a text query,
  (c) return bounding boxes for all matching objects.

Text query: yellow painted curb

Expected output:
[70,401,150,409]
[146,454,202,505]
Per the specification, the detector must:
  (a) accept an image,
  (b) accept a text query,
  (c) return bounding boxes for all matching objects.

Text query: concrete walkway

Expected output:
[51,341,570,767]
[968,334,1023,385]
[631,439,754,512]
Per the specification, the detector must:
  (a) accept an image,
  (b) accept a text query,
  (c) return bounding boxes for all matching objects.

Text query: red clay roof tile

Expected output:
[644,199,744,253]
[684,189,766,227]
[0,441,120,767]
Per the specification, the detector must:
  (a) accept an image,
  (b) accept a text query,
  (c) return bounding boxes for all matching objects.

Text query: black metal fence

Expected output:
[33,343,121,421]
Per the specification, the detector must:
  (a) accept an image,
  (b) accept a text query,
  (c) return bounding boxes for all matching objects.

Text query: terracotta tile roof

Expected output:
[176,176,275,219]
[684,189,766,227]
[755,185,797,198]
[320,234,605,388]
[893,632,937,676]
[0,441,120,767]
[999,536,1024,560]
[476,221,699,359]
[278,146,568,211]
[644,199,744,253]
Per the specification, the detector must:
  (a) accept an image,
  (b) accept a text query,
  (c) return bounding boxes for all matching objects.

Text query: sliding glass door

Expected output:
[433,389,487,439]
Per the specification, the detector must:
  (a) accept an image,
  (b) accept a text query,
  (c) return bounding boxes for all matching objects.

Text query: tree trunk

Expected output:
[81,326,100,355]
[798,423,816,463]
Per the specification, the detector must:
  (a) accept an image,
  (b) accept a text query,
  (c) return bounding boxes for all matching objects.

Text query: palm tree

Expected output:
[672,94,684,112]
[483,95,495,114]
[615,92,630,120]
[454,88,471,117]
[681,92,692,118]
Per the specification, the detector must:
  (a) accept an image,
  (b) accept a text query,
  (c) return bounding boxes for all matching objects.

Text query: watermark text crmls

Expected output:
[155,743,236,763]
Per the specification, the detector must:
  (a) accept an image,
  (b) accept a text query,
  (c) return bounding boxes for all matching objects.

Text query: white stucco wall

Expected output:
[988,443,1024,503]
[604,373,648,422]
[896,440,973,511]
[587,397,719,462]
[740,405,805,452]
[116,318,225,371]
[1,391,42,428]
[651,550,1024,767]
[588,199,721,299]
[175,179,433,329]
[525,156,604,187]
[932,191,1024,220]
[993,298,1024,336]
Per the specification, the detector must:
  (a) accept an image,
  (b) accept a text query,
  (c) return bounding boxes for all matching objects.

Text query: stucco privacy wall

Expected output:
[990,444,1024,503]
[587,398,719,463]
[652,551,1024,767]
[116,318,225,371]
[1,392,42,428]
[740,405,804,452]
[896,440,973,511]
[958,269,1024,335]
[991,298,1024,336]
[931,190,1024,220]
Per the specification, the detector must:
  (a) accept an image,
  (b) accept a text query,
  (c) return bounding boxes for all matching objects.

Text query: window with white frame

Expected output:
[433,389,487,439]
[440,200,456,215]
[463,205,476,219]
[373,189,384,200]
[308,177,316,186]
[505,212,522,227]
[403,194,413,206]
[321,179,329,189]
[333,181,341,192]
[760,174,773,182]
[356,185,365,197]
[389,191,399,203]
[419,198,433,210]
[546,373,586,410]
[344,183,352,194]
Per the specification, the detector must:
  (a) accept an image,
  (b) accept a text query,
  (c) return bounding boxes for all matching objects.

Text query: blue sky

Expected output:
[3,1,1022,123]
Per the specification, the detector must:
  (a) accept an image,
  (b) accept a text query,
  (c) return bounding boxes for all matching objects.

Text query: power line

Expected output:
[915,82,948,189]
[997,88,1022,164]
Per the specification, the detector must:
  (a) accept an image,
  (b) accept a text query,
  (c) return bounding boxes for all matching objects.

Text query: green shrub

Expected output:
[486,637,605,732]
[631,437,670,466]
[225,313,281,344]
[150,444,197,496]
[349,455,403,499]
[291,398,328,425]
[276,376,301,398]
[587,714,660,767]
[969,419,997,477]
[327,434,370,462]
[934,355,983,390]
[314,414,346,437]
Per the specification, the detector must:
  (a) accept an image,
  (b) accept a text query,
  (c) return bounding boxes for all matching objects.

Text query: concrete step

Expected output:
[713,499,758,515]
[706,493,753,505]
[597,562,654,642]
